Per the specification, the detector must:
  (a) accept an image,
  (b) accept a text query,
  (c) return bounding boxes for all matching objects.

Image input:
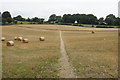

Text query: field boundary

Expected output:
[15,25,118,32]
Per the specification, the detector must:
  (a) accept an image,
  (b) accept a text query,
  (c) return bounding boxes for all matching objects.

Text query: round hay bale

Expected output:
[14,37,18,40]
[23,38,29,43]
[7,41,14,46]
[40,37,45,41]
[18,37,23,41]
[91,31,95,34]
[1,37,5,41]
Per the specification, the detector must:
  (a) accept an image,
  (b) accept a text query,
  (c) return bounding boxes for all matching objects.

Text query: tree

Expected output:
[2,18,6,24]
[77,14,87,24]
[56,16,62,23]
[26,18,31,22]
[48,14,57,23]
[105,14,116,25]
[87,14,98,24]
[2,11,12,18]
[62,14,74,23]
[114,17,120,26]
[40,18,45,23]
[2,11,13,24]
[72,14,81,23]
[62,14,98,24]
[98,17,105,25]
[13,19,17,24]
[32,17,40,22]
[7,17,13,23]
[13,15,26,21]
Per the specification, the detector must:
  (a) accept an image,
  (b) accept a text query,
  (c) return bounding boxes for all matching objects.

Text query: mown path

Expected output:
[59,31,76,78]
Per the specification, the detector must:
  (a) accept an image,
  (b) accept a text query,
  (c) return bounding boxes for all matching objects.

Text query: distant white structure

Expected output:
[74,20,78,24]
[118,1,120,17]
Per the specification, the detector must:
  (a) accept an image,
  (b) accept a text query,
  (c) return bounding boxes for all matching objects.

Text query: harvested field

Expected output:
[62,31,118,78]
[1,24,118,78]
[2,25,60,78]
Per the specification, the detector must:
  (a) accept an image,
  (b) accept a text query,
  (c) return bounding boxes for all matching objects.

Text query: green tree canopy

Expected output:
[13,15,26,21]
[2,11,13,24]
[105,14,116,25]
[48,14,57,23]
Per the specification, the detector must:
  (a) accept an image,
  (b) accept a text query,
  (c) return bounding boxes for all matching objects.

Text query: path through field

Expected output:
[59,31,76,78]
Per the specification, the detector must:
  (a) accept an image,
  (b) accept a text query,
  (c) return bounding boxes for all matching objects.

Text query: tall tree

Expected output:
[98,17,105,25]
[105,14,116,25]
[2,11,12,18]
[62,14,74,23]
[56,16,62,23]
[62,14,98,24]
[48,14,57,23]
[87,14,98,24]
[2,11,13,24]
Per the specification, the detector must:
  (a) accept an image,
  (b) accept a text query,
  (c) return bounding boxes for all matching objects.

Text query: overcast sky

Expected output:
[1,0,119,20]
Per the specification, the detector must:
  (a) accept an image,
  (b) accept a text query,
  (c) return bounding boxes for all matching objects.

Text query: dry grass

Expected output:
[2,24,118,78]
[16,24,85,31]
[62,31,118,78]
[2,25,60,78]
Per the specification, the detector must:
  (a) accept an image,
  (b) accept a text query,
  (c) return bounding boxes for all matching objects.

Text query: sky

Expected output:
[1,0,120,20]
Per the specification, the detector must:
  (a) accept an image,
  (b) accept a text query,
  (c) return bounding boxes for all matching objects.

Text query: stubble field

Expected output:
[1,24,118,78]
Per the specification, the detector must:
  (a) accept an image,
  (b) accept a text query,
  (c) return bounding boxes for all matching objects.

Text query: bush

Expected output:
[96,25,114,28]
[72,24,84,27]
[58,23,84,27]
[38,22,42,24]
[59,23,73,25]
[116,26,120,28]
[13,20,17,24]
[92,25,94,27]
[72,24,78,26]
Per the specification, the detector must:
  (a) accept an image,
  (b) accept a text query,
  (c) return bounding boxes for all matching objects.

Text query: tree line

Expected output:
[48,14,120,26]
[1,11,120,26]
[1,11,45,25]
